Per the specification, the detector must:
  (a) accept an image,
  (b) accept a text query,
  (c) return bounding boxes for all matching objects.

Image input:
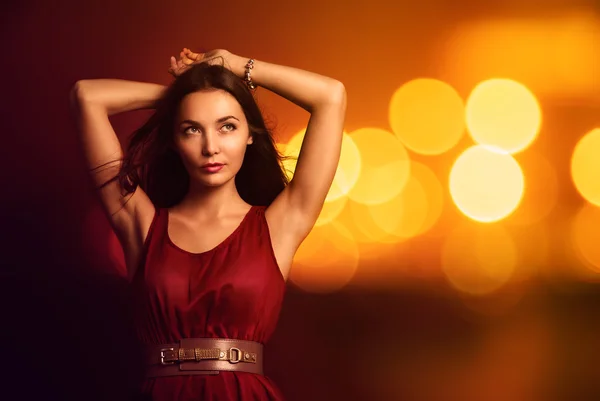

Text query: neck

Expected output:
[175,178,247,218]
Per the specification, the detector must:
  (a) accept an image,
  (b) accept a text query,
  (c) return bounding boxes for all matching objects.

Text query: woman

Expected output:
[70,48,346,400]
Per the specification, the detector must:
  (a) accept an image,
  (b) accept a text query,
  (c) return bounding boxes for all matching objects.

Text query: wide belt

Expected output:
[144,338,264,377]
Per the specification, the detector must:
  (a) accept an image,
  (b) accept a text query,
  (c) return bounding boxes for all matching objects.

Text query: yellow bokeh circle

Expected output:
[290,221,359,293]
[348,128,411,205]
[571,128,600,207]
[450,145,524,223]
[280,129,360,202]
[466,79,542,154]
[442,225,517,295]
[571,203,600,273]
[389,78,465,155]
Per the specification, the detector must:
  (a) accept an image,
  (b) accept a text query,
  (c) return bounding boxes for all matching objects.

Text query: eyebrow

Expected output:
[179,116,240,126]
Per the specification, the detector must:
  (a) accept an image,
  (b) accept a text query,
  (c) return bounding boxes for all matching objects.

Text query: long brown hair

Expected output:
[101,62,290,209]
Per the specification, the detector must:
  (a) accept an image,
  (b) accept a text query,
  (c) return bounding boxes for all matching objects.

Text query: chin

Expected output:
[192,174,235,188]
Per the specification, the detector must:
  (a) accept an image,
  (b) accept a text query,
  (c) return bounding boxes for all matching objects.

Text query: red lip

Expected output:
[202,163,224,167]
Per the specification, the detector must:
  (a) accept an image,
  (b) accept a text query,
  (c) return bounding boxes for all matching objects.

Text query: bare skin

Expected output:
[71,48,346,281]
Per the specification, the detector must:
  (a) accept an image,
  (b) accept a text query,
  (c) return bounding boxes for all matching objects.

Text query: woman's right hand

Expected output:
[168,48,235,77]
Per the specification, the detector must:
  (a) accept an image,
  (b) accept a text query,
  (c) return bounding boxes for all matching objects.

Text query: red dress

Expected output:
[130,205,287,400]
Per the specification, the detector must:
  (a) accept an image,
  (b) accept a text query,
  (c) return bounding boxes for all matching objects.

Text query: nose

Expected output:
[201,130,220,156]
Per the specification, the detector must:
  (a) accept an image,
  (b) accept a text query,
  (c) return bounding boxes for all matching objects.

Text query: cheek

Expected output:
[224,137,250,160]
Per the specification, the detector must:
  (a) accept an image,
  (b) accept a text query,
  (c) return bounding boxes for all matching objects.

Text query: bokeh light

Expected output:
[290,221,359,293]
[331,201,402,270]
[571,128,600,207]
[389,78,465,155]
[570,203,600,273]
[509,223,550,282]
[442,224,517,295]
[330,134,361,201]
[466,79,542,154]
[508,151,559,226]
[408,162,444,235]
[276,142,297,181]
[315,195,347,227]
[450,145,525,223]
[348,128,411,205]
[347,200,393,243]
[366,161,443,240]
[367,170,428,240]
[280,128,360,202]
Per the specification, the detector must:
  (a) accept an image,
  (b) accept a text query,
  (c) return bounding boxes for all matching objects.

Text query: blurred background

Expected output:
[2,0,600,400]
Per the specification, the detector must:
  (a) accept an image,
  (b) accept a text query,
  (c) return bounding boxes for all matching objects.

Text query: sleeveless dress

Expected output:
[130,205,287,400]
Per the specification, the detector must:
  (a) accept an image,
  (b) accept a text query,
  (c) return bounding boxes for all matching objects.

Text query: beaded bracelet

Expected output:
[244,59,256,90]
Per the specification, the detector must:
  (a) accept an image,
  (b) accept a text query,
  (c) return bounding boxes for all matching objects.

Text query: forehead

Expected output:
[177,89,244,122]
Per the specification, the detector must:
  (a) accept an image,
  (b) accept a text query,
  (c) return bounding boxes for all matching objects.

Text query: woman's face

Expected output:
[173,89,253,188]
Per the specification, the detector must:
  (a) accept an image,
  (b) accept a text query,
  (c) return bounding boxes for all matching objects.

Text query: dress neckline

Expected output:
[165,205,255,256]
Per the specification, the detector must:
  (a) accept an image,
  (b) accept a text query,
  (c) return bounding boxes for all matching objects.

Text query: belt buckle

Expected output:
[160,347,176,365]
[229,347,241,364]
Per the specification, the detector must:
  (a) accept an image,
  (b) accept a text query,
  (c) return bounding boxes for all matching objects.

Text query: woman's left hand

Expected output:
[168,48,236,77]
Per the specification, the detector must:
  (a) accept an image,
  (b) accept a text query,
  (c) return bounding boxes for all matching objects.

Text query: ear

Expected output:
[247,135,254,145]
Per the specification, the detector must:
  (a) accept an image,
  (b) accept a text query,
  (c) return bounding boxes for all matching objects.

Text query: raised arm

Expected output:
[70,79,164,276]
[253,56,346,277]
[244,57,346,233]
[179,48,346,276]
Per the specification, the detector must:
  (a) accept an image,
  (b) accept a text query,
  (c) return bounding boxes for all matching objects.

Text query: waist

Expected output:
[143,338,264,378]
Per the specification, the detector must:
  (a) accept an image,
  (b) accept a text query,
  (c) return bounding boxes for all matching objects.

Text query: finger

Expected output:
[179,51,193,66]
[190,51,202,61]
[182,48,195,64]
[184,47,202,61]
[170,56,178,71]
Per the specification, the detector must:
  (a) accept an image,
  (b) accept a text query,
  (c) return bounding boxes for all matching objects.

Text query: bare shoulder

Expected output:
[264,191,315,280]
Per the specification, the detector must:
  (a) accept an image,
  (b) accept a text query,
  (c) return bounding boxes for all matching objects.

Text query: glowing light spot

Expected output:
[442,225,517,295]
[389,78,465,155]
[571,203,600,273]
[508,151,558,225]
[290,221,359,293]
[348,128,411,205]
[280,129,360,202]
[366,162,442,240]
[466,79,542,154]
[367,174,427,240]
[450,145,524,222]
[571,128,600,206]
[315,195,347,227]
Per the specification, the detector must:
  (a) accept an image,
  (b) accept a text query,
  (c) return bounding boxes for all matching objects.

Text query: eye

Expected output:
[184,126,200,135]
[222,123,236,132]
